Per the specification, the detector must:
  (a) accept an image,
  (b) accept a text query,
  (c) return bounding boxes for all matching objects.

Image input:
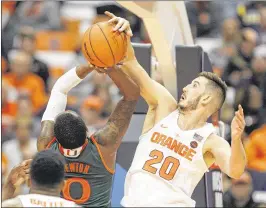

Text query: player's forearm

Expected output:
[107,66,140,101]
[76,64,94,79]
[121,60,157,105]
[42,65,93,121]
[229,138,247,178]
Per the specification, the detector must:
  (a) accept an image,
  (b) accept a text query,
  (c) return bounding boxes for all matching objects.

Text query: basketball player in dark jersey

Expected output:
[37,17,138,207]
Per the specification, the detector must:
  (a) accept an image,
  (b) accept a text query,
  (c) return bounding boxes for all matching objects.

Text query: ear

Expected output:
[201,94,212,105]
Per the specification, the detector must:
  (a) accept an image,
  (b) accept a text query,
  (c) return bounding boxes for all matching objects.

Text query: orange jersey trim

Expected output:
[90,136,115,174]
[46,137,57,149]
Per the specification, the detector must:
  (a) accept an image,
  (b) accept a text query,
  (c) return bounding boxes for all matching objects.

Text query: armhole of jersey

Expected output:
[201,125,217,172]
[90,135,115,174]
[140,109,178,139]
[45,137,57,149]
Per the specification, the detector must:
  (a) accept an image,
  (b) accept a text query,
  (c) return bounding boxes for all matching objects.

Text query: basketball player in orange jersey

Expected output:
[104,12,247,207]
[2,150,80,207]
[35,19,138,206]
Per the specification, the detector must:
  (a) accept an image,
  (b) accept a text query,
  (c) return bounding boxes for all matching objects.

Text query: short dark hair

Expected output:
[30,150,65,188]
[199,72,227,110]
[54,111,87,149]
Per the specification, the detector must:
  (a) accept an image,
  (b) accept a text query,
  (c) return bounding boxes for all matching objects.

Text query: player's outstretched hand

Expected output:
[6,159,32,187]
[105,11,133,37]
[231,105,246,140]
[92,11,135,73]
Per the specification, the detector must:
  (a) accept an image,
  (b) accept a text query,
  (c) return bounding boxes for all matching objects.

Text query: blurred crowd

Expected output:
[1,1,266,207]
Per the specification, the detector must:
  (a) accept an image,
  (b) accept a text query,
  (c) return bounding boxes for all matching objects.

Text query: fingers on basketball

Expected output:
[105,11,116,19]
[82,22,127,68]
[114,18,125,31]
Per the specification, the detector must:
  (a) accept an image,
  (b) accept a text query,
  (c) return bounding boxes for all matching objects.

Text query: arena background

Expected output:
[1,1,266,207]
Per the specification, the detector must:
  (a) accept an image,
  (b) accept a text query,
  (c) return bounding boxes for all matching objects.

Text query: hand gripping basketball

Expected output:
[105,11,133,37]
[81,11,133,70]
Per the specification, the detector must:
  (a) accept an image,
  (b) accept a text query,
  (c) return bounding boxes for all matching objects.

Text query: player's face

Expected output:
[179,77,208,111]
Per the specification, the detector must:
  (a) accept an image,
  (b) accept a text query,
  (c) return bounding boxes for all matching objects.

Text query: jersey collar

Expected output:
[59,139,88,158]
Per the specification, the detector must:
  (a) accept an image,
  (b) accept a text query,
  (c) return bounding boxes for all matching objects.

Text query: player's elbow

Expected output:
[229,168,245,179]
[229,172,243,179]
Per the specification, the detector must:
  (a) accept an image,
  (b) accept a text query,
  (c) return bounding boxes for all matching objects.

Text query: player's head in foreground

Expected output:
[54,111,88,149]
[30,149,65,195]
[178,72,227,116]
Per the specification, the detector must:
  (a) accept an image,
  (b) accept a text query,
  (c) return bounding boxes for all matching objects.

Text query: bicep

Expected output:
[37,120,55,151]
[154,98,177,125]
[142,81,177,133]
[94,98,137,150]
[142,106,156,134]
[142,101,176,135]
[208,135,231,175]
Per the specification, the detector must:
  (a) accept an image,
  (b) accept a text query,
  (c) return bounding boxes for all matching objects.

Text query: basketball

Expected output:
[81,21,127,68]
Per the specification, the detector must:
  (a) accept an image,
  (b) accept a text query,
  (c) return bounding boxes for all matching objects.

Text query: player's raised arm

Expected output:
[105,11,176,107]
[205,105,247,179]
[105,11,177,134]
[37,65,95,151]
[93,65,140,153]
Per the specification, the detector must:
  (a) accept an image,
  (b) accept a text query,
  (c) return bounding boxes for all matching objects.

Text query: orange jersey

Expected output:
[121,110,216,207]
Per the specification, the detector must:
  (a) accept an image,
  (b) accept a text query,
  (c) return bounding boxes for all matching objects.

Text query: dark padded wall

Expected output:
[175,46,203,99]
[132,43,151,114]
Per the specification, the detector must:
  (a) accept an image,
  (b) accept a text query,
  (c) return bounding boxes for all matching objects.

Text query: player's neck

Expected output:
[178,108,209,131]
[30,187,60,197]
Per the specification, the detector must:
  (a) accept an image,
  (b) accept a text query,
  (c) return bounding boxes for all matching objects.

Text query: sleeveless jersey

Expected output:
[48,137,114,207]
[17,194,79,207]
[121,110,216,207]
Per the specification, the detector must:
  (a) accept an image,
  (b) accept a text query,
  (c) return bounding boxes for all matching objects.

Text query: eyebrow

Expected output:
[193,81,200,85]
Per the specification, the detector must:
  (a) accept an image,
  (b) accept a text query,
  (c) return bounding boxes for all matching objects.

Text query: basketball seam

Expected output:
[83,27,94,63]
[89,25,108,67]
[97,24,116,66]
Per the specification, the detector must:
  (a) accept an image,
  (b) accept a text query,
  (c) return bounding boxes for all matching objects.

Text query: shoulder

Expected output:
[46,137,58,149]
[2,197,23,207]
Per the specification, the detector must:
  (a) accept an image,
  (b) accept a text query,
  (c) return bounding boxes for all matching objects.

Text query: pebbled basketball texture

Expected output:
[81,22,127,68]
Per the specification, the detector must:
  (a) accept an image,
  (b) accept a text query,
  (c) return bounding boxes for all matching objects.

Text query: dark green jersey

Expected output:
[48,137,114,207]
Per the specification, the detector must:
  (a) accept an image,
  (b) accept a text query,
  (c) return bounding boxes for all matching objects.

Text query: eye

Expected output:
[193,83,197,87]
